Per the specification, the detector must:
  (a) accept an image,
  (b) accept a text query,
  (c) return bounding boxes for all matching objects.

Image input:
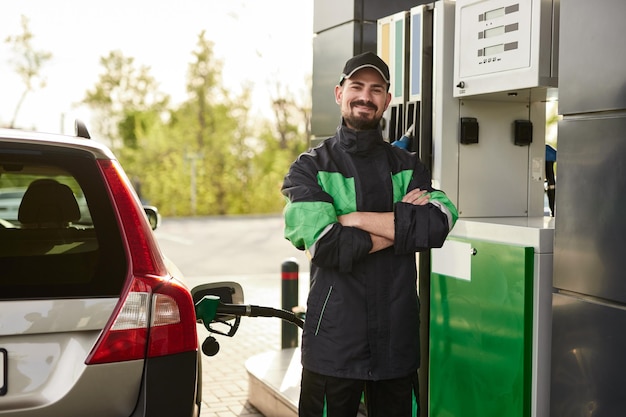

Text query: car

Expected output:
[0,123,202,417]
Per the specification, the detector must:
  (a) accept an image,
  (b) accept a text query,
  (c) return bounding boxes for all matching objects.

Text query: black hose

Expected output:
[216,303,304,329]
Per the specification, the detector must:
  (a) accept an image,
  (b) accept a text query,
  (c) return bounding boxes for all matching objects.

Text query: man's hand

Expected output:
[402,188,430,205]
[337,188,430,254]
[338,188,429,229]
[337,212,360,228]
[370,234,394,253]
[339,212,394,253]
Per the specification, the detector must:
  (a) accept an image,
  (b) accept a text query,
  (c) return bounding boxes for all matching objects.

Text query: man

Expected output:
[281,51,458,417]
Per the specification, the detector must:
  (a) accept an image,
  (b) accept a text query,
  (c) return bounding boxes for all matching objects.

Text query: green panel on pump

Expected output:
[429,238,534,417]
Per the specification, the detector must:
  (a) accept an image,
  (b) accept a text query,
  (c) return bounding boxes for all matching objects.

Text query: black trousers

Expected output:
[298,368,419,417]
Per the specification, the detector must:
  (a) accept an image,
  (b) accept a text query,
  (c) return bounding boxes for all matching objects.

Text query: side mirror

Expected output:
[143,205,161,230]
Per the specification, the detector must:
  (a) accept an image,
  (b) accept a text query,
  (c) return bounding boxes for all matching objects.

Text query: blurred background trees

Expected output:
[3,17,311,217]
[60,32,308,216]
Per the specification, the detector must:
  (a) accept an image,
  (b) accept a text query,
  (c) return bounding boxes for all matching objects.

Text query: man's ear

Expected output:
[334,85,343,105]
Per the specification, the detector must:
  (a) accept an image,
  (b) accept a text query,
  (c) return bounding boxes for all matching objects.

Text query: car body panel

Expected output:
[0,299,116,335]
[0,361,144,416]
[0,129,116,161]
[0,298,145,416]
[131,351,200,417]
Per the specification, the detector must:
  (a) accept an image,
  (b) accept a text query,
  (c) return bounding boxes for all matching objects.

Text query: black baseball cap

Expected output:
[339,51,390,87]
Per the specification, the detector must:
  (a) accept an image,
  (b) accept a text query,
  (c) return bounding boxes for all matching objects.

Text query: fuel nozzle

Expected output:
[195,295,222,356]
[195,295,221,332]
[391,124,414,150]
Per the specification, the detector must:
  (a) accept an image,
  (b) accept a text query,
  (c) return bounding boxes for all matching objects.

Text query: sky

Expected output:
[0,0,314,135]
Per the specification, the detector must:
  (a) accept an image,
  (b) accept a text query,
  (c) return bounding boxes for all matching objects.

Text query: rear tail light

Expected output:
[85,160,198,365]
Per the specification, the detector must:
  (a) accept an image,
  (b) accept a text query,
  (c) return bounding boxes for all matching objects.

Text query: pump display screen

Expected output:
[485,7,505,20]
[458,0,530,79]
[484,44,505,56]
[480,3,520,21]
[484,26,505,38]
[454,0,555,97]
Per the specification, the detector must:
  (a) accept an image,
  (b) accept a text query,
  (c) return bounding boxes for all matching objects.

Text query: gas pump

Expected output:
[378,0,559,416]
[434,1,558,416]
[378,11,409,144]
[378,5,433,165]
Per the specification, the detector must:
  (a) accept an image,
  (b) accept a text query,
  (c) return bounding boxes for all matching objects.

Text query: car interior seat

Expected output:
[1,179,96,283]
[18,179,81,228]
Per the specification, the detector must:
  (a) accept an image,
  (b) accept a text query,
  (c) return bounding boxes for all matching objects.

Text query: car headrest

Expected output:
[18,179,81,227]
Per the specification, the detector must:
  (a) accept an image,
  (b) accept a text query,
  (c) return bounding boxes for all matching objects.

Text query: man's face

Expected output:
[335,67,391,131]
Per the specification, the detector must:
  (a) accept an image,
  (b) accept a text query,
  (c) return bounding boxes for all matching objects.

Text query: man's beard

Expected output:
[344,101,382,131]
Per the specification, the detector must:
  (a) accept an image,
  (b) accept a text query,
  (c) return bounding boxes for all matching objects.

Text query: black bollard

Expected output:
[281,258,299,349]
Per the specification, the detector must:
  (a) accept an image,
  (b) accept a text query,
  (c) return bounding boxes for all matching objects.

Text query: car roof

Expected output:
[0,127,117,160]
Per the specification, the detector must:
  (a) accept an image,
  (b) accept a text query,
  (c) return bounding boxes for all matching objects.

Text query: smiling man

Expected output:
[335,53,390,131]
[282,51,458,417]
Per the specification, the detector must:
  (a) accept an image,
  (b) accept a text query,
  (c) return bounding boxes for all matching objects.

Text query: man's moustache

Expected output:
[351,101,377,111]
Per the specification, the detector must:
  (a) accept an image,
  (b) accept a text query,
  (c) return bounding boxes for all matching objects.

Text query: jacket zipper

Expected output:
[315,286,333,336]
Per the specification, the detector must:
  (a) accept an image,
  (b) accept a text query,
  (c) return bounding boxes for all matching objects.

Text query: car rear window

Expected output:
[0,145,127,300]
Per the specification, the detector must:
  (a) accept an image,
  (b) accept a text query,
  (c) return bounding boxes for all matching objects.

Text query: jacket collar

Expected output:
[337,119,385,155]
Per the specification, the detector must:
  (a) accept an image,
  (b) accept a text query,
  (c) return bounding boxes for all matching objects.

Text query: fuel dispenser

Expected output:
[378,5,433,164]
[378,11,409,144]
[378,1,559,416]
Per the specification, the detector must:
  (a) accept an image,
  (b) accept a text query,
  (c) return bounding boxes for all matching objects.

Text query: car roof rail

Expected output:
[75,120,91,139]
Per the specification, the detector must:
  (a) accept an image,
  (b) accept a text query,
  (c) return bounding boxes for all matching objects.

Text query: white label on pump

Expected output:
[432,240,472,281]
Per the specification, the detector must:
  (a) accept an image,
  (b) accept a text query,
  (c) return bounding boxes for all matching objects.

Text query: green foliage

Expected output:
[84,32,310,217]
[249,126,309,212]
[83,50,170,150]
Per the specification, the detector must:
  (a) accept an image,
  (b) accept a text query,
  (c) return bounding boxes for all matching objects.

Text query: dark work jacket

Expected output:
[281,121,457,380]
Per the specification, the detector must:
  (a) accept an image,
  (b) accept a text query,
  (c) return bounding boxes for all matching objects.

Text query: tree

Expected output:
[82,50,169,150]
[269,77,312,151]
[81,32,312,217]
[177,31,249,215]
[4,15,52,129]
[246,77,311,212]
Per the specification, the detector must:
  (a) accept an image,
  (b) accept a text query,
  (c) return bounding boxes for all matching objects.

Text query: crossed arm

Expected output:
[338,188,431,253]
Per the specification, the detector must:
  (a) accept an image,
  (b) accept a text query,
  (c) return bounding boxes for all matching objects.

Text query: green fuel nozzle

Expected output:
[195,295,221,332]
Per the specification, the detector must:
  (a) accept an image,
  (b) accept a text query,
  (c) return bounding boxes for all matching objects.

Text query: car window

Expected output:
[0,147,127,300]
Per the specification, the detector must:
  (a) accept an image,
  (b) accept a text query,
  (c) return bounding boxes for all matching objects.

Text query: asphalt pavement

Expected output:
[154,216,310,417]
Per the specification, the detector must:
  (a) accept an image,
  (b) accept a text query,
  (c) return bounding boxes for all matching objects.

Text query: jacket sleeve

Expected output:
[281,156,372,272]
[393,159,459,254]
